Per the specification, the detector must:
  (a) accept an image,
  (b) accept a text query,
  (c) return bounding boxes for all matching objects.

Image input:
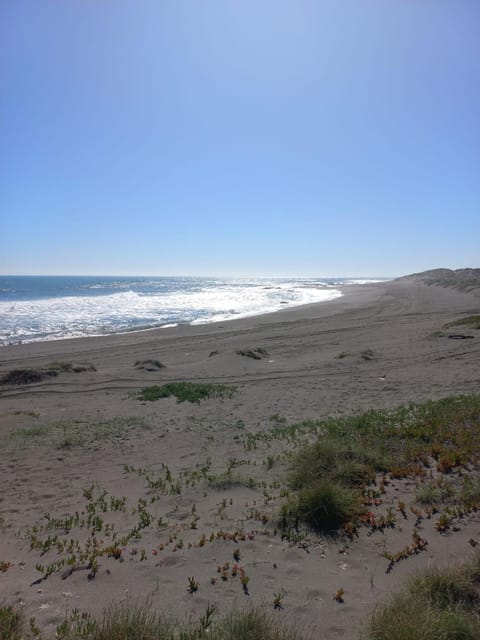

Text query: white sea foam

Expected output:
[342,279,389,285]
[0,279,343,345]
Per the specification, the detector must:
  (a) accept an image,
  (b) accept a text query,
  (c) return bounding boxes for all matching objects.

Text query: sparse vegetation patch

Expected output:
[281,395,480,534]
[137,382,235,403]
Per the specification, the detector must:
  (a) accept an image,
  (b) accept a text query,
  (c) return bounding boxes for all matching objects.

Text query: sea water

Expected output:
[0,275,383,346]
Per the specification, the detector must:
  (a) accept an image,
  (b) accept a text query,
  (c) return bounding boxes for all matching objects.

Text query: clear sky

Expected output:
[1,1,479,277]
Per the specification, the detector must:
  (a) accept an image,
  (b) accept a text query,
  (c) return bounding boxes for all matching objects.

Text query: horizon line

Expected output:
[0,272,396,279]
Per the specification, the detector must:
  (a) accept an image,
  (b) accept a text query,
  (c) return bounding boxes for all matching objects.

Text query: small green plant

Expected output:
[197,603,216,632]
[187,576,199,593]
[273,589,286,610]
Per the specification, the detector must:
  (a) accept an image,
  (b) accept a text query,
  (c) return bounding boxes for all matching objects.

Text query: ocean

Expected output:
[0,275,384,346]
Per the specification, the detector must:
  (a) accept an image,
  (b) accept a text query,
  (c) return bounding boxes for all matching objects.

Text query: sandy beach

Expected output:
[1,276,480,639]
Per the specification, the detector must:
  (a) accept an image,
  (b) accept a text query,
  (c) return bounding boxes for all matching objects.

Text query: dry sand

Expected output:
[1,278,480,638]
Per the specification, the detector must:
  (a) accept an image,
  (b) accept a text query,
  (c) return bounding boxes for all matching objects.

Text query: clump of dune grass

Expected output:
[290,436,385,490]
[59,606,175,640]
[212,607,302,639]
[282,479,362,533]
[137,382,235,403]
[2,603,304,640]
[364,555,480,640]
[414,479,455,506]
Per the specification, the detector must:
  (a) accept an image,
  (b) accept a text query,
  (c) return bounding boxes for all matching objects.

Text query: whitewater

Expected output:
[0,275,383,346]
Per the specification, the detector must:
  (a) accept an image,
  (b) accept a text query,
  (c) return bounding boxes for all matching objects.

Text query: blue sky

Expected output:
[1,1,479,277]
